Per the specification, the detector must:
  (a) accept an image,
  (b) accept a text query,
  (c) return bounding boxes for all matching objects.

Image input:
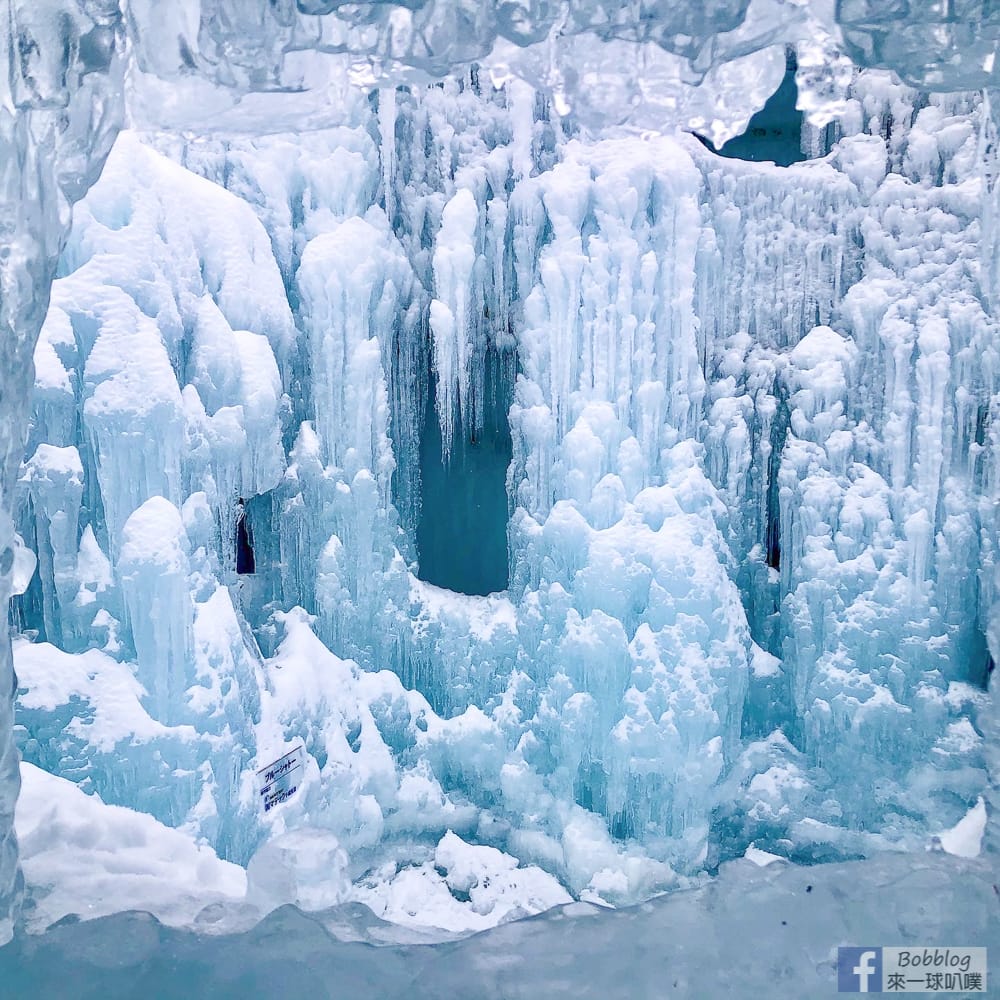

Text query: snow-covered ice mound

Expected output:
[16,764,246,934]
[15,760,571,941]
[8,65,998,936]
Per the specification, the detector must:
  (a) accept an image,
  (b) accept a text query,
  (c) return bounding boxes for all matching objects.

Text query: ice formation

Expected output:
[2,848,997,998]
[1,0,998,953]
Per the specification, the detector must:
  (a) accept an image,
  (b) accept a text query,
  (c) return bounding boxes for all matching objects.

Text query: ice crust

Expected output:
[1,847,996,1000]
[0,0,999,950]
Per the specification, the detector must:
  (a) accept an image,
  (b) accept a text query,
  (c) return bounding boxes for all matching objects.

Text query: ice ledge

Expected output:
[0,851,995,998]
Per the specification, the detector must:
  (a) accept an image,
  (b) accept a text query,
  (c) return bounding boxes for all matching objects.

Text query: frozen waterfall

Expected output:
[0,0,997,978]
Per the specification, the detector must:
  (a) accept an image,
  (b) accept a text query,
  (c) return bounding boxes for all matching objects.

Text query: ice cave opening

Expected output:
[235,499,256,576]
[416,345,514,597]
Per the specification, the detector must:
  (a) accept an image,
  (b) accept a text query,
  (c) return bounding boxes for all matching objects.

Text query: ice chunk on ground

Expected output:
[245,830,350,915]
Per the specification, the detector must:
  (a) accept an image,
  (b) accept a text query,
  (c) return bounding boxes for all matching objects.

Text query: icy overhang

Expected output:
[117,1,1000,142]
[7,2,997,156]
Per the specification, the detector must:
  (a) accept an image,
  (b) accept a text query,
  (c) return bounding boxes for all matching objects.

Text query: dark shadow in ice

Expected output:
[416,347,513,597]
[700,53,808,168]
[235,499,256,576]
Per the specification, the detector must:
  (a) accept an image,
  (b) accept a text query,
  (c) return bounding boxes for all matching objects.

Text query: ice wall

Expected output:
[162,92,749,883]
[0,0,128,944]
[15,132,310,867]
[11,66,996,915]
[3,0,1000,941]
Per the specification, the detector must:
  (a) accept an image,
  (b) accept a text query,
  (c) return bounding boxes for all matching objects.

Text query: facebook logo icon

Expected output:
[838,947,883,992]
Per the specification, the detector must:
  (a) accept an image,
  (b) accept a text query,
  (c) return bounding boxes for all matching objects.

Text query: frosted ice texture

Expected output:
[1,848,996,999]
[0,0,127,945]
[119,1,1000,137]
[2,0,1000,943]
[9,68,997,921]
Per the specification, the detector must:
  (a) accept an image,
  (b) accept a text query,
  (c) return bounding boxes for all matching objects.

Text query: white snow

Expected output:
[743,844,788,867]
[933,797,987,859]
[15,763,245,933]
[13,637,195,752]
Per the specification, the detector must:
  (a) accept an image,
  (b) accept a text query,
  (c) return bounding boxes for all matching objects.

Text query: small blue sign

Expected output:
[839,947,883,993]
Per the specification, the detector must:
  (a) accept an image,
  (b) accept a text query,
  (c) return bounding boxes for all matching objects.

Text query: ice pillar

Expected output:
[0,0,126,943]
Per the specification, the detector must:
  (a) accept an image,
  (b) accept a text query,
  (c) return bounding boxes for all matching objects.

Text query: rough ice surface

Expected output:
[0,0,998,987]
[1,850,996,999]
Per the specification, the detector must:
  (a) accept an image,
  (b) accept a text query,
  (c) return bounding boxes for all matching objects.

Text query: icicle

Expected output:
[431,187,479,460]
[509,79,535,181]
[978,90,1000,314]
[379,86,397,224]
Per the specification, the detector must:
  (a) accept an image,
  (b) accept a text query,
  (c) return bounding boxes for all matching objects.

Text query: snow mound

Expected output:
[15,763,245,933]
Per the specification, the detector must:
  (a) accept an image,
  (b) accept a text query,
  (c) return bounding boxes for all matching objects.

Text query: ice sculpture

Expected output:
[1,0,999,946]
